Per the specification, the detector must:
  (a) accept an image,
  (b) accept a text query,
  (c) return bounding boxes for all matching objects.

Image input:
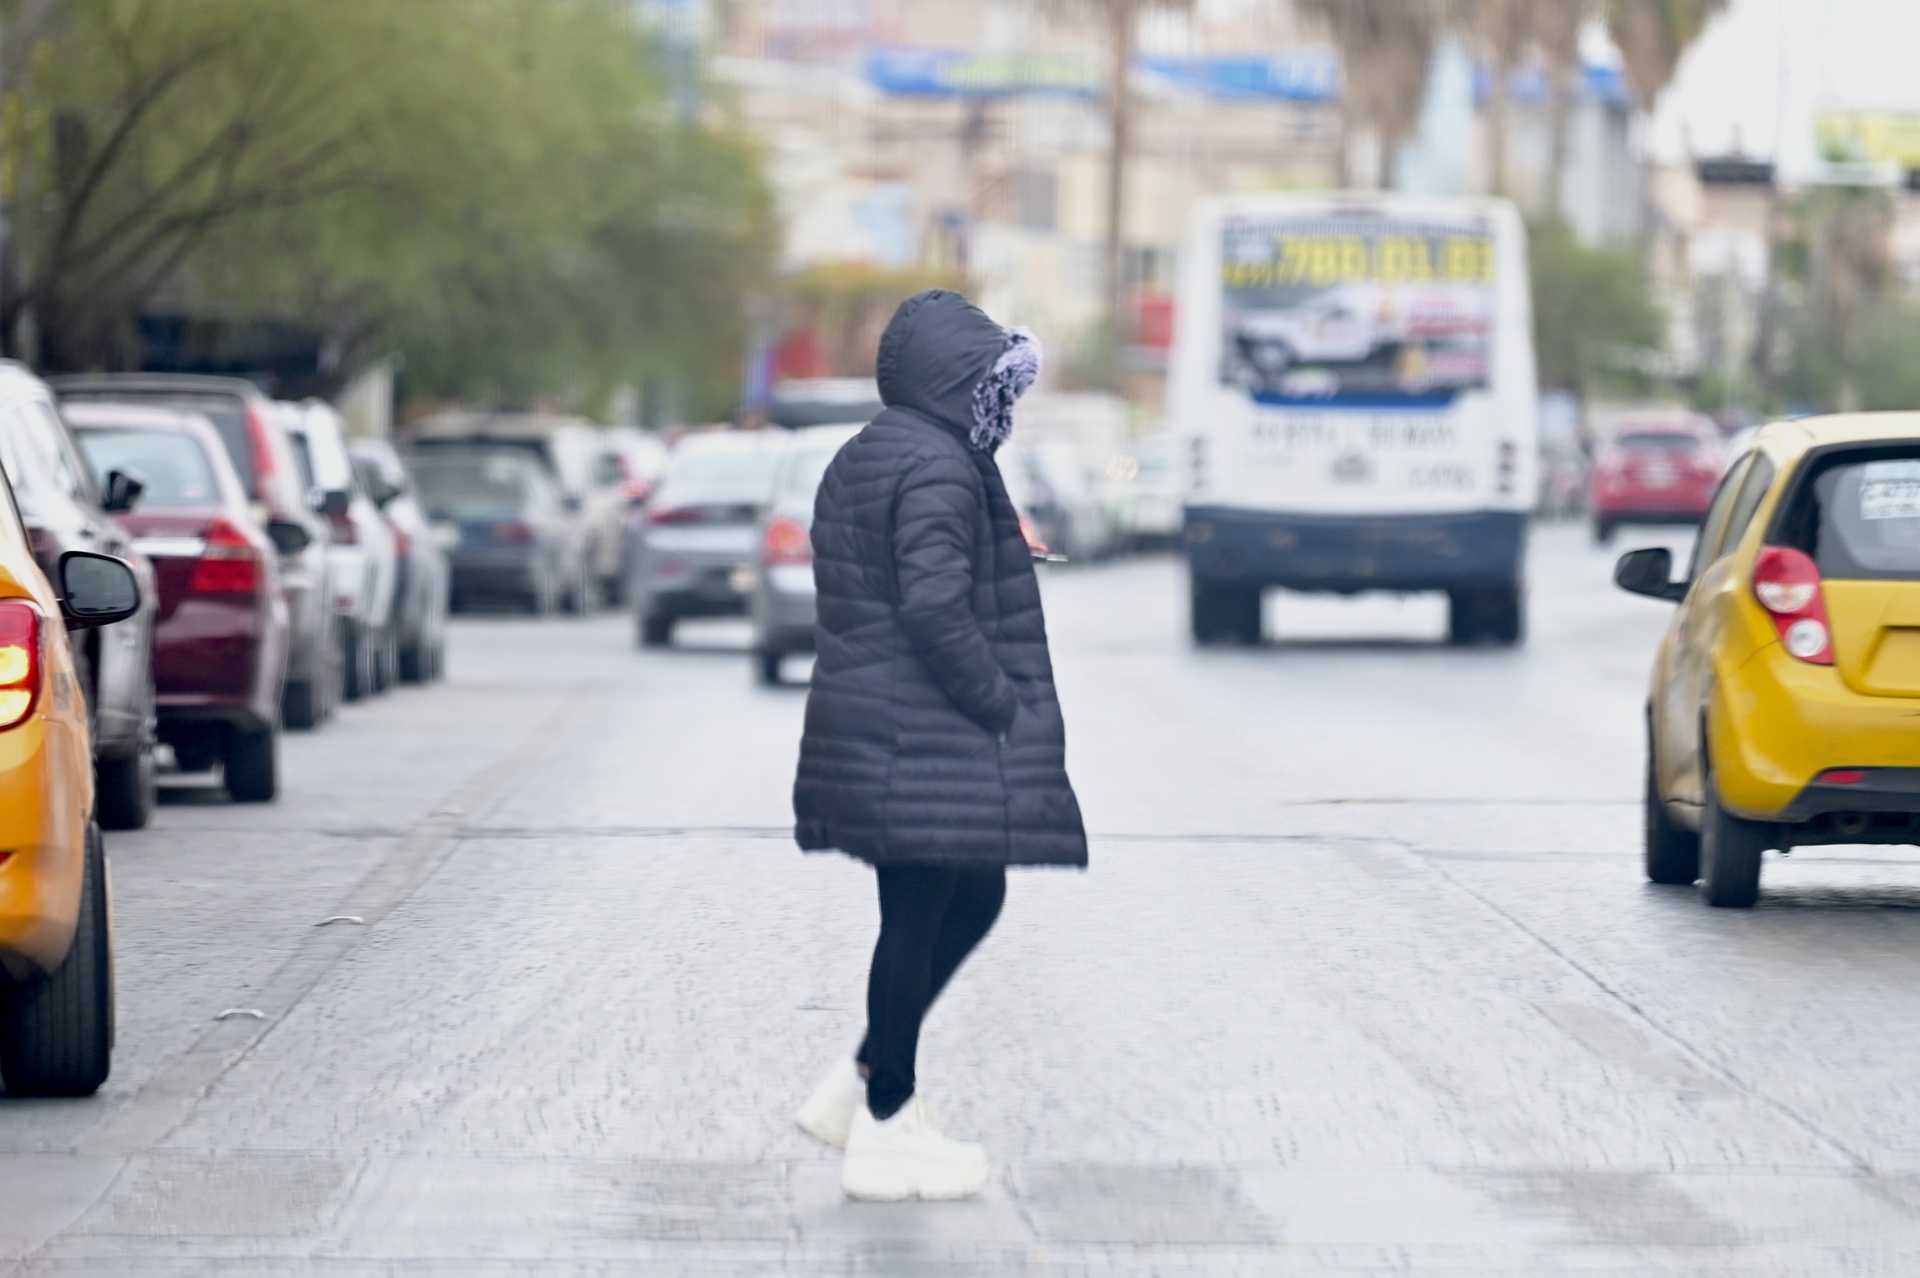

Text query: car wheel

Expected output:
[0,823,113,1096]
[755,649,782,686]
[95,744,155,832]
[1700,763,1768,908]
[371,624,396,693]
[223,726,278,803]
[641,612,674,648]
[282,679,321,729]
[342,621,373,703]
[1643,740,1699,884]
[398,630,426,684]
[1192,585,1261,646]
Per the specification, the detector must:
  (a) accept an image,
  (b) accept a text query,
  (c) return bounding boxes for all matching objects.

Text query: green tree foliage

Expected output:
[1528,216,1665,402]
[0,0,774,414]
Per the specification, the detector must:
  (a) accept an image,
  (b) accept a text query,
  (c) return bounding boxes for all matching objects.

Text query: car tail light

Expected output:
[328,508,358,545]
[649,505,702,525]
[1020,515,1048,557]
[490,521,534,545]
[622,477,655,504]
[189,517,262,594]
[763,516,811,566]
[392,525,411,558]
[243,407,276,498]
[1752,545,1833,664]
[0,600,42,730]
[1818,768,1868,785]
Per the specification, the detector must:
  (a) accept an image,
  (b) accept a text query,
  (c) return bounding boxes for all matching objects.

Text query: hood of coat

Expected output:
[876,289,1010,444]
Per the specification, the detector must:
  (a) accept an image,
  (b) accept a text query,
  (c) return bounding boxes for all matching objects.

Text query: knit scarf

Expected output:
[967,327,1042,453]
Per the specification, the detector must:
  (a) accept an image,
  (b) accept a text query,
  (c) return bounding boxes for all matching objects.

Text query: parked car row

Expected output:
[623,420,1181,688]
[0,365,463,1096]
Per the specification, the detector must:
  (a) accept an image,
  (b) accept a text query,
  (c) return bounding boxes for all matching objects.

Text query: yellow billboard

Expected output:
[1816,111,1920,167]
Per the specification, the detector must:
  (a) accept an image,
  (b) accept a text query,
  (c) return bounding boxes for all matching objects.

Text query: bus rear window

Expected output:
[1775,447,1920,579]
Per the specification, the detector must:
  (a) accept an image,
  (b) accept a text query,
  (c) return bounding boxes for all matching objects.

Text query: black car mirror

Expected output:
[266,519,313,556]
[1614,547,1688,602]
[370,479,402,508]
[102,468,145,514]
[57,551,140,629]
[316,489,351,519]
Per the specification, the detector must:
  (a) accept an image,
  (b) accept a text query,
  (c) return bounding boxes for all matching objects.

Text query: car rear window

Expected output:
[1775,446,1920,579]
[63,392,255,487]
[662,445,781,501]
[412,454,529,516]
[1616,432,1700,451]
[76,429,221,508]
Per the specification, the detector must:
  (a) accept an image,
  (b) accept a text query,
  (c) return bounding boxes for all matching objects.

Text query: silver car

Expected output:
[748,424,860,685]
[633,431,786,648]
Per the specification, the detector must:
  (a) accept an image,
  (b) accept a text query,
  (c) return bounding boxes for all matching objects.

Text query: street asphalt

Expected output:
[8,521,1920,1275]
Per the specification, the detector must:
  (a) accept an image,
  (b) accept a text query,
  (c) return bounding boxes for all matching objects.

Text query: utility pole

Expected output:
[1103,0,1135,376]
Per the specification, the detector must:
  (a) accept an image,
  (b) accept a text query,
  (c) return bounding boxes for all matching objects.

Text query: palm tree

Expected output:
[1061,0,1196,368]
[1604,0,1728,110]
[1297,0,1441,189]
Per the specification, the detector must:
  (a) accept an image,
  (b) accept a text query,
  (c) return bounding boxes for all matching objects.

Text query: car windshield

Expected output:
[412,454,529,516]
[1616,433,1700,452]
[1794,451,1920,579]
[661,443,780,501]
[75,429,221,508]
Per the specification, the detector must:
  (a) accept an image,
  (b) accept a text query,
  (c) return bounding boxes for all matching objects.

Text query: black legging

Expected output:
[857,864,1006,1120]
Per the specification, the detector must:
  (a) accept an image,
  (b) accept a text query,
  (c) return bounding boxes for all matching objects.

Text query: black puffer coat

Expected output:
[793,290,1087,867]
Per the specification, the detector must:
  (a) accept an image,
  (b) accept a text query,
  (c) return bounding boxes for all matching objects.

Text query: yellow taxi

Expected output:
[0,472,140,1094]
[1618,413,1920,907]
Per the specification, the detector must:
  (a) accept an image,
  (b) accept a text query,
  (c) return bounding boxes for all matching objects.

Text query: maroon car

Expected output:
[67,404,291,802]
[1590,413,1724,544]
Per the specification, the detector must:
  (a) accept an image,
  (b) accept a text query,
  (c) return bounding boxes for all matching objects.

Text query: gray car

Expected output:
[748,423,859,685]
[633,431,787,648]
[412,448,576,614]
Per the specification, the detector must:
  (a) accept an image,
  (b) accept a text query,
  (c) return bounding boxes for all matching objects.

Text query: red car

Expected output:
[1590,415,1724,543]
[67,404,292,802]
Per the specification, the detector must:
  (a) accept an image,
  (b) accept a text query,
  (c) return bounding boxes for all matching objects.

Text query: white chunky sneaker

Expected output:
[840,1097,990,1201]
[796,1057,866,1150]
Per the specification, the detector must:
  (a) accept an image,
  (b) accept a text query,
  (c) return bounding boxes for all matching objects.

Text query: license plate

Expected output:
[1643,466,1675,488]
[430,523,459,549]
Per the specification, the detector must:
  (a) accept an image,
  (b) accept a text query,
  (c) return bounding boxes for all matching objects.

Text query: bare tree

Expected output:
[1297,0,1440,189]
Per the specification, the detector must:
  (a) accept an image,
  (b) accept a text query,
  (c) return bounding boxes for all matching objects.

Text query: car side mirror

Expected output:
[266,519,313,555]
[57,551,140,629]
[316,489,351,519]
[102,468,144,513]
[370,479,402,509]
[1614,547,1688,602]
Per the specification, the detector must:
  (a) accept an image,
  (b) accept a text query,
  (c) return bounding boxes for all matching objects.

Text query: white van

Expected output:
[1169,193,1538,645]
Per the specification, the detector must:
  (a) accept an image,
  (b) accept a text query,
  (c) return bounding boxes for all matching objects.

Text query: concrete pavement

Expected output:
[8,522,1920,1274]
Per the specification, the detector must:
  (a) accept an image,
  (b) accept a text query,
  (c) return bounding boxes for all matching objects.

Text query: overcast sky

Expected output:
[1649,0,1920,173]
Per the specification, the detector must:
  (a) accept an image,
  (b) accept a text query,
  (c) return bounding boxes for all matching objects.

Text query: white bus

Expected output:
[1168,193,1538,645]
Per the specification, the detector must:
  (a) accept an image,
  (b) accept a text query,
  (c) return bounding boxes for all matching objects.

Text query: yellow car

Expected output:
[1618,413,1920,907]
[0,479,140,1094]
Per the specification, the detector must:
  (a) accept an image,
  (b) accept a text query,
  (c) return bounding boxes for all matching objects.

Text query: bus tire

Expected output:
[1192,585,1261,647]
[1448,586,1524,646]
